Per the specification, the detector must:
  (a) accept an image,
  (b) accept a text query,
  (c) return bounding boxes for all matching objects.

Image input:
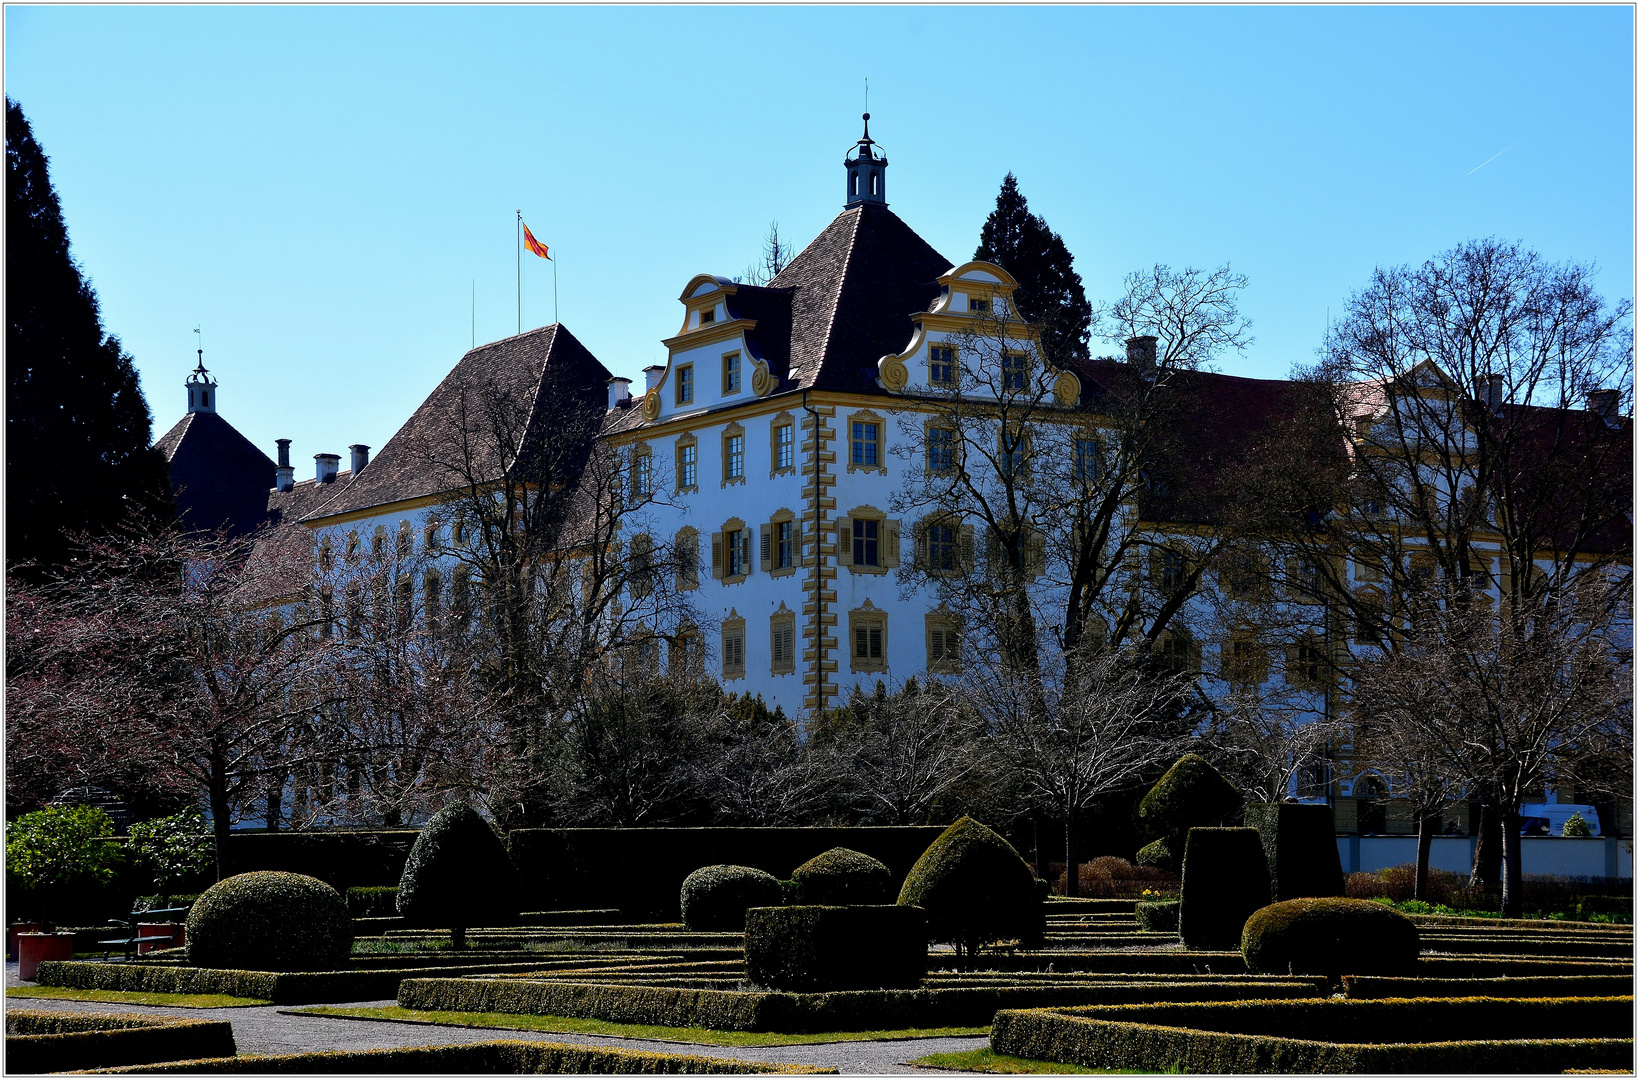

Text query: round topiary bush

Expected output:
[1241,897,1421,978]
[680,865,784,931]
[1136,754,1243,845]
[397,803,522,946]
[186,871,352,972]
[897,816,1042,962]
[790,847,893,906]
[746,905,927,991]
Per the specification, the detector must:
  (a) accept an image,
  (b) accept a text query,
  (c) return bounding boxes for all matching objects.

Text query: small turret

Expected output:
[185,349,218,414]
[844,112,888,208]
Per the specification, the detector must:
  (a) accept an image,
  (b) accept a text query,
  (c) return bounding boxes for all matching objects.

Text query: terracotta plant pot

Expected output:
[7,922,45,962]
[17,931,75,981]
[137,922,185,955]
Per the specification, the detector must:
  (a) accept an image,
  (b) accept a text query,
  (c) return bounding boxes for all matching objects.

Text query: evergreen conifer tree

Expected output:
[7,97,171,574]
[974,173,1092,364]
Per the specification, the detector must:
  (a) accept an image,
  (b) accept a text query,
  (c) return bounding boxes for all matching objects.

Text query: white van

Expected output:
[1519,803,1601,836]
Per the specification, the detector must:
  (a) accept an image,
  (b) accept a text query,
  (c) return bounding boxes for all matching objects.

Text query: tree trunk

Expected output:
[1414,811,1436,901]
[1500,810,1523,918]
[1470,805,1501,891]
[452,926,466,950]
[1063,810,1079,898]
[208,770,233,884]
[265,773,283,832]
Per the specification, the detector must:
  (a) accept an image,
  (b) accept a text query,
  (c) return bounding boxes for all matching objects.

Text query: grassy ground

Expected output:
[7,986,270,1008]
[292,1005,989,1047]
[909,1048,1181,1074]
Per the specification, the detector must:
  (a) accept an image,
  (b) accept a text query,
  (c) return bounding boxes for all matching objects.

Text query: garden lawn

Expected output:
[908,1048,1171,1074]
[291,1005,988,1047]
[6,986,270,1008]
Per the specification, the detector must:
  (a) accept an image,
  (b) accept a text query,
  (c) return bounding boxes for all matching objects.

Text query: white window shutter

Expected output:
[711,531,724,579]
[760,524,772,572]
[884,520,901,568]
[836,516,852,566]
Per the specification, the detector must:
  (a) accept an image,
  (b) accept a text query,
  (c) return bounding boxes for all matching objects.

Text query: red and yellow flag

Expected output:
[522,222,551,260]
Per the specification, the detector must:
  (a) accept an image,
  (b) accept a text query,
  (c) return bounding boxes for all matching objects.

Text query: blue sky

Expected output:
[8,5,1632,465]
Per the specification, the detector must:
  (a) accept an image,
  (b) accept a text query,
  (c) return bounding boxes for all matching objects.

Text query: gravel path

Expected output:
[5,965,987,1073]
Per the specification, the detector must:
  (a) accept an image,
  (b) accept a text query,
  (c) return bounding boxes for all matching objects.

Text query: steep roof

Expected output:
[767,201,953,395]
[303,324,612,522]
[155,410,277,537]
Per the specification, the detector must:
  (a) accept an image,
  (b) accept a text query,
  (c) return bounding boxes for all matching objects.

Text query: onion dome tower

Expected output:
[844,112,888,207]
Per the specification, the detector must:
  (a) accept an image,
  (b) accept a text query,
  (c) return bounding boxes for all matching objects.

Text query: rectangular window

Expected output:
[725,528,746,577]
[1003,352,1027,391]
[1156,549,1186,590]
[771,615,795,674]
[969,297,989,314]
[854,624,883,662]
[676,364,694,405]
[853,517,879,567]
[928,621,962,674]
[725,434,744,480]
[1074,439,1098,485]
[927,427,955,473]
[633,453,652,497]
[775,424,794,471]
[677,533,699,589]
[698,307,715,325]
[927,522,957,572]
[722,353,741,394]
[930,345,955,386]
[1290,638,1324,688]
[451,570,470,629]
[1001,430,1028,478]
[852,422,879,467]
[679,443,697,489]
[775,520,794,570]
[423,571,442,634]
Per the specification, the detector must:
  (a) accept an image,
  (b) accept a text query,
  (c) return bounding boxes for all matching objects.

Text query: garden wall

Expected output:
[1337,836,1632,879]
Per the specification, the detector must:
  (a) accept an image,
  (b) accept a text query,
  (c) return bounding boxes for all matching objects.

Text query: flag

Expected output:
[522,222,551,260]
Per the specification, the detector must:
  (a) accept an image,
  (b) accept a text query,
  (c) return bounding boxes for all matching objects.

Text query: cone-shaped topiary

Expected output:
[1242,897,1420,978]
[186,871,351,972]
[1179,827,1270,949]
[1136,754,1243,845]
[897,817,1042,964]
[680,865,784,930]
[790,847,893,906]
[397,803,521,947]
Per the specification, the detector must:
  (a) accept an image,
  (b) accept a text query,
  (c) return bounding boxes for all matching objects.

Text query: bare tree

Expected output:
[692,693,831,825]
[742,221,796,286]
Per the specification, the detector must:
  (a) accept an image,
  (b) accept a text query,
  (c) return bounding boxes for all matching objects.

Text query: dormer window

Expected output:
[969,297,989,314]
[722,352,741,395]
[699,307,716,326]
[930,345,955,387]
[676,364,694,406]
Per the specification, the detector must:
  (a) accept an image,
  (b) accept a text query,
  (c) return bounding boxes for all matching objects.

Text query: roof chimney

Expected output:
[643,365,665,392]
[349,444,370,475]
[274,439,294,492]
[315,453,340,484]
[607,377,633,411]
[1125,335,1158,366]
[1587,388,1621,422]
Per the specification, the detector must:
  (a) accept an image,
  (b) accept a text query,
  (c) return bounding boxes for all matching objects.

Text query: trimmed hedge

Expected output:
[1241,898,1420,978]
[1179,828,1270,950]
[1135,754,1241,845]
[1344,974,1637,999]
[680,865,783,931]
[1416,933,1633,958]
[76,1038,831,1074]
[1134,900,1180,933]
[990,996,1636,1074]
[398,805,521,936]
[789,848,893,906]
[1134,837,1175,874]
[187,872,352,972]
[6,1009,235,1073]
[1245,802,1344,900]
[346,886,400,918]
[897,817,1043,956]
[397,975,1326,1033]
[745,905,926,991]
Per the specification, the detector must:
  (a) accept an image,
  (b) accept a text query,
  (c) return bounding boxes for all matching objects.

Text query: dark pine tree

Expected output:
[7,97,172,576]
[974,173,1092,364]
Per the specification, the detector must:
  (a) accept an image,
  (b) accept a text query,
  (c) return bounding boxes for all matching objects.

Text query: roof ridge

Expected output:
[814,207,864,379]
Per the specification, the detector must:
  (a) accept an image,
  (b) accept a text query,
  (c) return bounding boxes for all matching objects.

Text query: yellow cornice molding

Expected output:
[662,319,757,352]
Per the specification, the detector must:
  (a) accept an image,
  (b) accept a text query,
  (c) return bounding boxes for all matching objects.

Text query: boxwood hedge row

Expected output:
[78,1039,831,1074]
[6,1009,235,1074]
[990,997,1635,1074]
[396,976,1326,1033]
[1343,975,1636,999]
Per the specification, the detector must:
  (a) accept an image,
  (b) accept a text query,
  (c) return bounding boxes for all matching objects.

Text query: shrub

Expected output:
[346,886,400,919]
[777,879,803,905]
[5,805,123,925]
[186,872,352,972]
[5,1009,236,1074]
[397,804,521,946]
[1134,837,1175,874]
[125,810,214,904]
[745,905,926,991]
[790,848,893,906]
[1562,812,1593,838]
[1345,863,1461,906]
[897,817,1043,961]
[1135,900,1181,933]
[1178,828,1269,950]
[680,865,783,931]
[1241,897,1419,978]
[1245,803,1343,900]
[1135,755,1242,846]
[1066,857,1174,898]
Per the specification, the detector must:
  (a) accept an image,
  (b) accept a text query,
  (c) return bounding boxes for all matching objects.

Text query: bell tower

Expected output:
[844,113,888,207]
[185,349,218,414]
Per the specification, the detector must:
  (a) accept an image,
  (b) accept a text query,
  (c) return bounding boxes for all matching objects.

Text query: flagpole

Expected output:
[515,209,522,335]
